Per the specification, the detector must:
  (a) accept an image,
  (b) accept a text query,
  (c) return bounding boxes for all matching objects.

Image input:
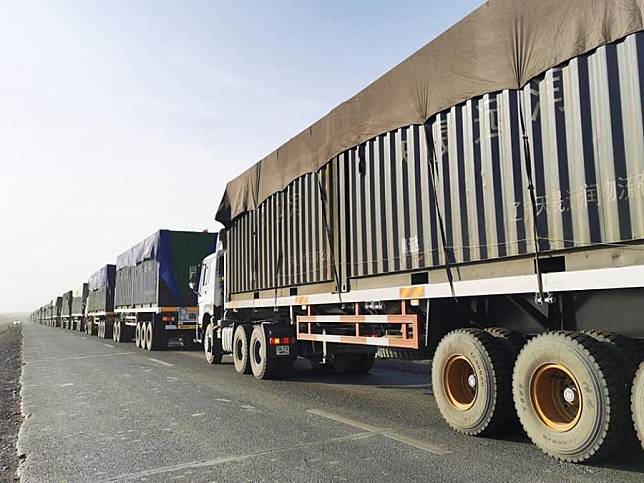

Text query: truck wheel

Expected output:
[145,322,161,351]
[98,321,104,339]
[233,325,252,374]
[581,330,643,374]
[484,327,526,356]
[432,328,514,436]
[633,361,644,450]
[513,332,629,462]
[204,324,223,364]
[249,325,279,379]
[113,321,120,343]
[104,320,113,340]
[135,323,142,348]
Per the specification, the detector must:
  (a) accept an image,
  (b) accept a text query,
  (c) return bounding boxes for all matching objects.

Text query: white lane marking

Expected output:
[148,358,174,367]
[104,344,114,348]
[191,413,205,417]
[307,409,450,456]
[82,337,87,340]
[215,398,231,403]
[24,352,134,364]
[60,383,75,387]
[99,431,375,482]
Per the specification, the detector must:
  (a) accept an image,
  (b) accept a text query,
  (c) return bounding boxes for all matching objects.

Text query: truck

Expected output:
[191,1,644,464]
[111,230,217,349]
[46,297,62,328]
[61,290,73,329]
[70,284,89,331]
[85,264,117,337]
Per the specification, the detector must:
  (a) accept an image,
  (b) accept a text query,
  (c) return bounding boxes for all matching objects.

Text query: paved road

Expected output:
[17,323,643,482]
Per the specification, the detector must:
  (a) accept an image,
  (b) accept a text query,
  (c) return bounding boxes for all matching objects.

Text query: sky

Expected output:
[0,0,483,312]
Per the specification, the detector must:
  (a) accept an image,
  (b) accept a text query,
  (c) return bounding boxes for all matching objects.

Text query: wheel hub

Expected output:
[530,363,582,432]
[443,354,478,411]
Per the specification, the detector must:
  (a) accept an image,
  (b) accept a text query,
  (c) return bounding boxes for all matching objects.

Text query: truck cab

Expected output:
[192,241,224,344]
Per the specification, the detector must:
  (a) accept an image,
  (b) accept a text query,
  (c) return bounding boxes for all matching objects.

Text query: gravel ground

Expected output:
[0,322,23,482]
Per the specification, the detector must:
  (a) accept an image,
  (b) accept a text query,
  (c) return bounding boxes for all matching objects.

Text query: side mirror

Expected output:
[188,265,200,294]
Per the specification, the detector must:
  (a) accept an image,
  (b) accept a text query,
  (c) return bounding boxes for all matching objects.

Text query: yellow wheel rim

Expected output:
[443,354,478,410]
[530,363,582,432]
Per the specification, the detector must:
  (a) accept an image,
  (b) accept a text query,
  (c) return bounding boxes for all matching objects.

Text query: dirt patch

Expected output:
[0,323,23,482]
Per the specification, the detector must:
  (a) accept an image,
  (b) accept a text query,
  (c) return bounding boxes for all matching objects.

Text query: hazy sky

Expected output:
[0,0,482,312]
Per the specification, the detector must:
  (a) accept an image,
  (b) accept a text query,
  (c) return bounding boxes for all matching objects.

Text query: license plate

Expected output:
[165,324,177,330]
[276,345,290,356]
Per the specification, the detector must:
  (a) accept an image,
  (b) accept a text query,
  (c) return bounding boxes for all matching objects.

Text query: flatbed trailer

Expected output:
[195,1,644,464]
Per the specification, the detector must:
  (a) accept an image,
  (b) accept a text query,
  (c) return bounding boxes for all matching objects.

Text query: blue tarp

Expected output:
[115,230,217,303]
[88,264,116,291]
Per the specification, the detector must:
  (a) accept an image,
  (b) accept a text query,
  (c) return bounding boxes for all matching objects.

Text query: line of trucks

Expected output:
[31,0,644,465]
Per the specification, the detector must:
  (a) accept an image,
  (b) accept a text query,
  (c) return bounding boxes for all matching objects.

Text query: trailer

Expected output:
[61,290,73,329]
[85,265,117,337]
[47,297,62,328]
[70,283,89,331]
[112,230,217,349]
[194,0,644,464]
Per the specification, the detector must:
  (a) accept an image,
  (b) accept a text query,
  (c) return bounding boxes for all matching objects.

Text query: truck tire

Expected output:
[249,325,280,379]
[146,321,164,351]
[484,327,526,356]
[432,328,514,436]
[113,321,120,343]
[233,325,252,375]
[204,324,223,364]
[98,321,104,339]
[581,330,643,374]
[633,361,644,450]
[513,331,629,463]
[135,323,142,348]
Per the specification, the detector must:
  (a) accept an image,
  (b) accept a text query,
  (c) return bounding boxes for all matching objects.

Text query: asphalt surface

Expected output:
[17,323,644,482]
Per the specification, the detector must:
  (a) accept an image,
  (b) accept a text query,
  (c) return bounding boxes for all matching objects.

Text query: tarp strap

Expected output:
[273,196,284,309]
[518,97,548,304]
[316,172,343,305]
[423,121,457,300]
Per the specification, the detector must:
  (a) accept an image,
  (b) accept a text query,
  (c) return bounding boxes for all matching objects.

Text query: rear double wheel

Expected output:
[432,328,514,436]
[233,325,252,374]
[249,326,279,379]
[145,321,167,351]
[135,323,143,348]
[113,321,120,343]
[513,332,629,463]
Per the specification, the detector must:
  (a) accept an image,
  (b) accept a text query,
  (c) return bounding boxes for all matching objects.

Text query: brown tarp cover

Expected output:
[216,0,644,225]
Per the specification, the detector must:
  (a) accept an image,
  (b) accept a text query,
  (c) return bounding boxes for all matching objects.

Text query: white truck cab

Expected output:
[191,239,225,344]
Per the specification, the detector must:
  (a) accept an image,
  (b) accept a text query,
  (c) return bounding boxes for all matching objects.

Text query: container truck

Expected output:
[111,230,217,349]
[71,283,89,331]
[85,264,117,337]
[46,297,62,327]
[61,290,73,329]
[191,0,644,463]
